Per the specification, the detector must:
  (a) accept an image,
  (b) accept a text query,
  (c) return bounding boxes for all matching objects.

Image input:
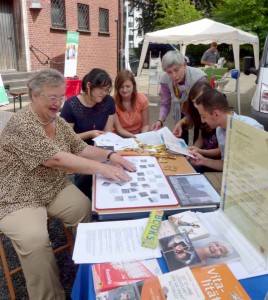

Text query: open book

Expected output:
[96,264,250,300]
[135,126,193,157]
[159,211,209,241]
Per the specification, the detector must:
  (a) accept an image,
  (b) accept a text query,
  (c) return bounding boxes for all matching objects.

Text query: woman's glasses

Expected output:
[40,93,66,103]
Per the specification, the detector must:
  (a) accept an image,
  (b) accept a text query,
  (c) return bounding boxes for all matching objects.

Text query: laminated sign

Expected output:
[64,31,79,78]
[0,75,9,106]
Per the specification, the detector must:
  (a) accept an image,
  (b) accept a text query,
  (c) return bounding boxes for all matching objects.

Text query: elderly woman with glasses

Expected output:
[61,68,117,197]
[0,69,136,299]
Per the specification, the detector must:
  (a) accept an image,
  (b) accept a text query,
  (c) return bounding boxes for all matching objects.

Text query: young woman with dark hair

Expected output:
[61,68,115,146]
[184,81,220,160]
[61,68,116,197]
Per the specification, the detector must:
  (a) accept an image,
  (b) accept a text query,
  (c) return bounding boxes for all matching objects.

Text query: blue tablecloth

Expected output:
[71,259,268,300]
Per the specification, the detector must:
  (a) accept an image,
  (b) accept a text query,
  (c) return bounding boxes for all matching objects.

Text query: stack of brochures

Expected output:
[96,264,250,300]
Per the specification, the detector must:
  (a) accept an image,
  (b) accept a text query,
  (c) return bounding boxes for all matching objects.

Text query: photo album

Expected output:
[93,156,179,210]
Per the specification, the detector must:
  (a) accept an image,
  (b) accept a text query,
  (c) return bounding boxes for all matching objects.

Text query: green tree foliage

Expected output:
[128,0,160,33]
[212,0,268,46]
[155,0,202,29]
[129,0,203,33]
[192,0,222,17]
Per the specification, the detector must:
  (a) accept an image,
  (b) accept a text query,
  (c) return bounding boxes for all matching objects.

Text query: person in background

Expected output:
[113,69,149,137]
[151,51,206,144]
[190,89,264,171]
[201,42,220,67]
[61,68,116,197]
[0,69,136,300]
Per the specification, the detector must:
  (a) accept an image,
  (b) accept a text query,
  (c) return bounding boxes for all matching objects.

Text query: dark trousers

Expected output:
[74,174,92,199]
[181,126,199,145]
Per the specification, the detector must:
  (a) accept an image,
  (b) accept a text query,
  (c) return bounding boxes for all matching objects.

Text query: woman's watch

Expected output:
[106,151,116,162]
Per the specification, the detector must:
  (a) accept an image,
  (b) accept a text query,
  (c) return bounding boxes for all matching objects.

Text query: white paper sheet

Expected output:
[73,218,162,264]
[136,127,193,157]
[93,132,138,151]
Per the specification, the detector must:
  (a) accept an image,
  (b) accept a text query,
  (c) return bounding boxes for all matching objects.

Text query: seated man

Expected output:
[189,89,264,171]
[201,42,220,67]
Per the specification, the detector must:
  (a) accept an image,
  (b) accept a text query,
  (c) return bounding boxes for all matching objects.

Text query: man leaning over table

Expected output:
[151,50,207,144]
[189,89,264,171]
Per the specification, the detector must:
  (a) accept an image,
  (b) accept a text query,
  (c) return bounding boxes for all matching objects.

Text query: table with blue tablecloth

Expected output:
[71,258,268,300]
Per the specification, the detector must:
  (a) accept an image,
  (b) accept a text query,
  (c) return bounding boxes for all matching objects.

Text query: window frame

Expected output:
[50,0,66,30]
[77,3,90,32]
[99,7,110,36]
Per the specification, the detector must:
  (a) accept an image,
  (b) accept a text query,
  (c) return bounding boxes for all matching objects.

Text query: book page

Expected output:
[73,218,162,264]
[222,117,268,267]
[94,156,179,210]
[135,130,163,146]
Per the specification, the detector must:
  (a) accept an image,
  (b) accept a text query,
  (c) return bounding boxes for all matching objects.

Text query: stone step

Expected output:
[3,78,29,90]
[1,71,36,82]
[2,71,37,92]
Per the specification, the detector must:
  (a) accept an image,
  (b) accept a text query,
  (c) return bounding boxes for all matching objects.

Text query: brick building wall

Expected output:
[26,0,119,80]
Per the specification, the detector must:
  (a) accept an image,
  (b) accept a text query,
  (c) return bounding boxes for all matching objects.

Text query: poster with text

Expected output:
[64,31,79,77]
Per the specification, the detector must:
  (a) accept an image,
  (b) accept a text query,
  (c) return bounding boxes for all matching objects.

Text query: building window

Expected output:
[128,5,134,16]
[137,29,142,37]
[51,0,66,29]
[78,3,90,31]
[99,8,109,33]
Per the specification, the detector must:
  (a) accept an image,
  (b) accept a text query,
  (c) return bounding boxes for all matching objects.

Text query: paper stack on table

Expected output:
[93,132,138,151]
[73,218,162,264]
[136,127,193,157]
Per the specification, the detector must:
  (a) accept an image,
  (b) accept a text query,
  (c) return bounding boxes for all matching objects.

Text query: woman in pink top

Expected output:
[114,70,149,137]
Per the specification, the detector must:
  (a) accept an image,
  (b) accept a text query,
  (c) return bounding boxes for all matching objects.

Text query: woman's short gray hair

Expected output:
[162,50,185,71]
[27,69,65,99]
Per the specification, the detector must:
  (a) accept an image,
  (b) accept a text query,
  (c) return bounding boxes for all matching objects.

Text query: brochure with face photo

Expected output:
[159,233,202,272]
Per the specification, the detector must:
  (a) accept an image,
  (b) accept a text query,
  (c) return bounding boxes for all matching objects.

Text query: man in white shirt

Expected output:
[189,89,264,171]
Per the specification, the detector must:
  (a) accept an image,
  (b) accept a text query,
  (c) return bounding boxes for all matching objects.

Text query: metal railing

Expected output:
[29,45,64,65]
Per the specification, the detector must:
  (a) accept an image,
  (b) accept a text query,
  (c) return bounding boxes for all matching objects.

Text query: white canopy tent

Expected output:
[137,18,259,76]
